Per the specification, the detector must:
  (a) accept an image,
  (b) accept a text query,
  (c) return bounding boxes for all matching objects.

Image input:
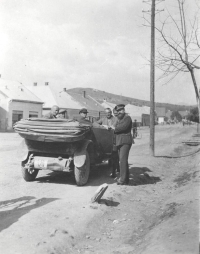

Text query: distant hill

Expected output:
[67,87,194,112]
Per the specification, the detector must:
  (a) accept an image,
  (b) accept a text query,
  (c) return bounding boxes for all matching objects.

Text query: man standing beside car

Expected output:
[96,108,117,129]
[113,104,132,185]
[95,108,119,177]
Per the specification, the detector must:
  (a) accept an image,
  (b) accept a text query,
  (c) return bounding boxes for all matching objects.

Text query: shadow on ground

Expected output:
[98,199,120,207]
[129,167,161,186]
[0,196,58,232]
[36,162,115,187]
[36,171,76,185]
[35,165,161,187]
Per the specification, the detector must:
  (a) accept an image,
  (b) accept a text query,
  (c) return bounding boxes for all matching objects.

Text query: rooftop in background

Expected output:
[179,110,189,117]
[67,87,194,112]
[27,85,83,109]
[26,84,105,111]
[101,100,116,110]
[166,110,172,119]
[67,90,105,111]
[125,104,150,122]
[156,107,166,117]
[126,104,150,114]
[0,79,43,103]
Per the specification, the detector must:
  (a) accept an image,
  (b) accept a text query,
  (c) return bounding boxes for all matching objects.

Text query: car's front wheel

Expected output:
[74,151,90,186]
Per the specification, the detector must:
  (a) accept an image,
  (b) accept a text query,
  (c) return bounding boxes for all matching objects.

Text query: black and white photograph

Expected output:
[0,0,199,253]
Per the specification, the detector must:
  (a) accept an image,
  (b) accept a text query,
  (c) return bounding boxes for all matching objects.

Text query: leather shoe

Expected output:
[110,173,116,178]
[117,180,126,185]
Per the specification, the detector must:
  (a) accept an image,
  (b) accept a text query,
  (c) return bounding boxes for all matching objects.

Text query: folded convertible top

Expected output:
[14,118,91,142]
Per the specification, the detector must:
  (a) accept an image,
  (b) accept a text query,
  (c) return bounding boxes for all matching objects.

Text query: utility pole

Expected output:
[142,0,164,156]
[150,0,155,156]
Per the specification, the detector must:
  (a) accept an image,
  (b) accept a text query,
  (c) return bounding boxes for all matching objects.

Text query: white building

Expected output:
[0,79,43,131]
[125,104,150,122]
[27,83,83,113]
[27,83,105,119]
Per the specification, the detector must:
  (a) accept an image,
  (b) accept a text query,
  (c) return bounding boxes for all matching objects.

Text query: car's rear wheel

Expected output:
[21,160,39,181]
[74,151,90,186]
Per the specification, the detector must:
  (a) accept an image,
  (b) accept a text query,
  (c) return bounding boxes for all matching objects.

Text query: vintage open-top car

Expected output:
[14,118,114,186]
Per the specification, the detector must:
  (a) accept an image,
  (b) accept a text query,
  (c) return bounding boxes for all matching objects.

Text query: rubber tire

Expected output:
[108,159,112,166]
[21,161,39,182]
[74,151,90,186]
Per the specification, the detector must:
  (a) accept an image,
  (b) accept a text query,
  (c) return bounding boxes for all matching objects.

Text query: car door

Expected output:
[91,126,114,155]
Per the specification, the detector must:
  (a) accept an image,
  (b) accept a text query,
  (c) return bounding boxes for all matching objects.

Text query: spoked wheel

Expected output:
[74,151,90,186]
[21,156,39,181]
[133,132,137,139]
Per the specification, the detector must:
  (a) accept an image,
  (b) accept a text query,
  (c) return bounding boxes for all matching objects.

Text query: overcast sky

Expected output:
[0,0,199,105]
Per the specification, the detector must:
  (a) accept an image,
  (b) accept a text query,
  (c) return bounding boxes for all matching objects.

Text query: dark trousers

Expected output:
[111,150,120,175]
[117,144,132,183]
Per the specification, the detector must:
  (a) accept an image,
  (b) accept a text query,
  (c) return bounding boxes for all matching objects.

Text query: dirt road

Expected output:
[0,124,199,254]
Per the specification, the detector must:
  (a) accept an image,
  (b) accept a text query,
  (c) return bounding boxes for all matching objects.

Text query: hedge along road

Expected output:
[0,124,199,254]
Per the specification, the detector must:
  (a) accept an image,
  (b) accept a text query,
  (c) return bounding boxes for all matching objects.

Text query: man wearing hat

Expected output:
[56,109,67,119]
[76,108,92,125]
[113,104,132,185]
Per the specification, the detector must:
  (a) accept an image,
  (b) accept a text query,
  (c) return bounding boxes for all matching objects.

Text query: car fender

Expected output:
[17,139,29,162]
[74,140,93,168]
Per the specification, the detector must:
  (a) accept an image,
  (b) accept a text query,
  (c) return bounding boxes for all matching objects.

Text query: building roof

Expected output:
[27,85,105,112]
[0,79,43,103]
[67,91,105,111]
[27,85,83,109]
[101,101,116,110]
[178,110,189,117]
[166,110,172,118]
[125,104,150,122]
[156,107,166,117]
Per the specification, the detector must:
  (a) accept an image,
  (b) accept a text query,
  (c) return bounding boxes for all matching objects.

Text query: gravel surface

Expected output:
[0,124,199,254]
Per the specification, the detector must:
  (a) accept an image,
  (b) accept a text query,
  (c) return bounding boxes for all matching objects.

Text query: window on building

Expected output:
[29,111,38,118]
[12,110,23,126]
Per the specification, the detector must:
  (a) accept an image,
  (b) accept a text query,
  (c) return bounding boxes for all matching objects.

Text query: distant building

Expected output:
[156,107,166,124]
[27,83,105,120]
[101,101,151,126]
[178,110,189,119]
[0,79,43,131]
[67,90,105,119]
[125,104,150,126]
[165,110,172,120]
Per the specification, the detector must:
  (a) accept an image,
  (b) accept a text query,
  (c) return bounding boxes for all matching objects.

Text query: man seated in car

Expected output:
[75,108,92,126]
[43,105,59,119]
[56,109,66,119]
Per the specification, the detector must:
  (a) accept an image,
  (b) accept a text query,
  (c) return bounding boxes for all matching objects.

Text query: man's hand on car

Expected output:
[102,125,109,130]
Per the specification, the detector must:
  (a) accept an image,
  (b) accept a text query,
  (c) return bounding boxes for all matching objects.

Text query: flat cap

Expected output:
[79,108,88,114]
[114,104,125,112]
[59,109,66,114]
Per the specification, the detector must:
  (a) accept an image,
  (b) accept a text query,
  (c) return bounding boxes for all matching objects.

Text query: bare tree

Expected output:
[155,0,200,130]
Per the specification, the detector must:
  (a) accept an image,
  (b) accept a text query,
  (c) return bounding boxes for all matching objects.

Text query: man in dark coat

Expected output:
[43,105,59,119]
[114,104,132,185]
[76,108,92,126]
